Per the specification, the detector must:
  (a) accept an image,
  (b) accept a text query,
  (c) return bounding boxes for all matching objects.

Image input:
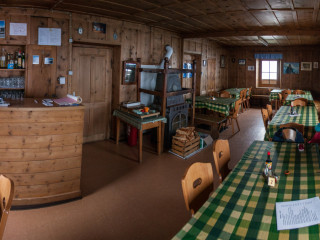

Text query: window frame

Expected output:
[257,59,281,88]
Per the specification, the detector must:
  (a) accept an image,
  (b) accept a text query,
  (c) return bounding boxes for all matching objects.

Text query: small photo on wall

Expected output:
[239,59,246,65]
[283,62,299,74]
[313,62,318,69]
[301,62,312,71]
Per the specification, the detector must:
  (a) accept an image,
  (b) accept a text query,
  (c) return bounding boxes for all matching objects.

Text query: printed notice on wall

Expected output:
[10,23,27,36]
[33,55,39,65]
[38,28,61,46]
[276,197,320,230]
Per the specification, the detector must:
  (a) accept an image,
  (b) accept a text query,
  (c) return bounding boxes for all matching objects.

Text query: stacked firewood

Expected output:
[172,127,198,143]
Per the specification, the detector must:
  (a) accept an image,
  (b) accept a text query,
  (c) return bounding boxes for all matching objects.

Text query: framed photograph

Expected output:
[0,20,5,39]
[248,66,255,71]
[220,55,225,68]
[301,62,312,71]
[283,62,299,74]
[313,62,318,69]
[92,22,106,33]
[239,59,246,65]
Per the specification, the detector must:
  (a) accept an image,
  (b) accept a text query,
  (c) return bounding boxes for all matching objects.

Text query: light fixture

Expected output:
[258,36,268,46]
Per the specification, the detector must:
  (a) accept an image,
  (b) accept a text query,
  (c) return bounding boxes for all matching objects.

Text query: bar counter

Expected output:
[0,98,84,206]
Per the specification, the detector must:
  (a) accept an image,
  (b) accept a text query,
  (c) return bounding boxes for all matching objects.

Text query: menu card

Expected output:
[276,197,320,230]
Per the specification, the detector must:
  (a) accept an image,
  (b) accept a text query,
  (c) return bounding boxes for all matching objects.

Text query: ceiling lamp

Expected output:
[258,36,268,46]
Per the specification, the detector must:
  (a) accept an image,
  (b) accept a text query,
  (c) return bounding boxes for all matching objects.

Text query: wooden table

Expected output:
[113,109,166,163]
[173,141,320,239]
[267,105,319,140]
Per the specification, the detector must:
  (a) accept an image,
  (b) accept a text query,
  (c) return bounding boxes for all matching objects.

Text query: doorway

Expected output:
[72,46,113,142]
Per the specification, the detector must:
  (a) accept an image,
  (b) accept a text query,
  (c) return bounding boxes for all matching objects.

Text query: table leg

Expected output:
[116,117,120,144]
[138,129,143,163]
[157,123,161,155]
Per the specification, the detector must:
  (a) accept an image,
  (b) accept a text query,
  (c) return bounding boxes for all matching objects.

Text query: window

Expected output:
[257,59,280,87]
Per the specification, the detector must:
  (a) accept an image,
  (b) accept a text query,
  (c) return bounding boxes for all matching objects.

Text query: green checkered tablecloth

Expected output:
[267,106,318,140]
[283,94,314,106]
[224,88,247,99]
[113,109,167,130]
[269,90,312,101]
[173,141,320,240]
[187,96,237,116]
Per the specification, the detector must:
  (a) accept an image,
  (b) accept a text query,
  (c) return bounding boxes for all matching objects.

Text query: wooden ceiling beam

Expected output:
[183,29,320,38]
[50,0,64,10]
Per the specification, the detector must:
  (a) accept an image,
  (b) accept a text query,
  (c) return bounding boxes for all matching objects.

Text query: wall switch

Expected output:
[68,71,73,76]
[69,38,73,43]
[58,77,66,85]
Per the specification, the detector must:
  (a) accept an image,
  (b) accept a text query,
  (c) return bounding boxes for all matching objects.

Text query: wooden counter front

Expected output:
[0,99,84,206]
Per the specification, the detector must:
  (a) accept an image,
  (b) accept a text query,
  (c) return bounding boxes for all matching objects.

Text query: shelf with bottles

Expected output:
[0,45,26,70]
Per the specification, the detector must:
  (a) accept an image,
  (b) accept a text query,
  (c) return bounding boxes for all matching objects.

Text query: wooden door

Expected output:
[207,58,216,93]
[26,45,57,97]
[72,46,113,142]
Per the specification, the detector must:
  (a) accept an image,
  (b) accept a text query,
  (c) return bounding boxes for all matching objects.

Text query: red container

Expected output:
[127,125,138,146]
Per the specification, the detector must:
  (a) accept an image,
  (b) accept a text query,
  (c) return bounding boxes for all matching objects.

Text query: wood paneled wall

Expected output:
[183,39,228,95]
[227,46,320,96]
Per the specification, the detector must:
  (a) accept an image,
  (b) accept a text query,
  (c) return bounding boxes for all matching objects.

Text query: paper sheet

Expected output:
[276,197,320,230]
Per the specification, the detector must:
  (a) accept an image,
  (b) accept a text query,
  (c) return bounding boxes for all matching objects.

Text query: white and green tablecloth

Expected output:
[283,94,314,106]
[173,141,320,239]
[223,88,248,99]
[187,96,237,116]
[267,106,318,140]
[269,90,312,101]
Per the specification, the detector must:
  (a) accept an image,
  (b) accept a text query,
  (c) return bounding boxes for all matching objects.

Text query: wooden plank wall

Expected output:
[183,39,228,95]
[227,46,320,96]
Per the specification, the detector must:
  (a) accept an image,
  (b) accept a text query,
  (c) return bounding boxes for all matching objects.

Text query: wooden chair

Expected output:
[281,89,291,103]
[181,162,214,215]
[245,87,252,109]
[240,89,247,112]
[276,93,282,110]
[219,91,231,98]
[213,140,231,184]
[261,108,269,139]
[293,90,305,95]
[0,175,14,240]
[292,98,308,106]
[279,123,304,137]
[226,99,241,137]
[266,104,273,120]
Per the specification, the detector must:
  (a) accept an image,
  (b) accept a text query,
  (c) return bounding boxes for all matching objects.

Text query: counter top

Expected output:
[0,98,84,110]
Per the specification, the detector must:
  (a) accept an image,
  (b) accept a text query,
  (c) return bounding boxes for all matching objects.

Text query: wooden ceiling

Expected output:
[3,0,320,46]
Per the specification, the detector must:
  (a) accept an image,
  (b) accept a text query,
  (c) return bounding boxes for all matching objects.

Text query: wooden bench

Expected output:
[251,95,270,107]
[194,114,227,139]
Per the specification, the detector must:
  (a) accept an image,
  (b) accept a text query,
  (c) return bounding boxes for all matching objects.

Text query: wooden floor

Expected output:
[4,108,265,240]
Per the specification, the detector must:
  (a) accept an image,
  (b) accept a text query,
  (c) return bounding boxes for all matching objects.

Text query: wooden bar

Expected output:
[0,98,84,206]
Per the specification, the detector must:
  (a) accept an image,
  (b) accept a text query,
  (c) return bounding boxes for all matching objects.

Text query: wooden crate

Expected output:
[171,135,200,158]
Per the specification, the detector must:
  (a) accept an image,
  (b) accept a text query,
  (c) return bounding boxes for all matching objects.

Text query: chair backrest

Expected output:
[293,90,305,95]
[281,89,291,100]
[0,175,14,240]
[219,91,231,98]
[181,162,214,215]
[231,99,241,118]
[213,140,231,183]
[292,98,308,106]
[279,123,304,136]
[266,104,272,120]
[261,108,269,132]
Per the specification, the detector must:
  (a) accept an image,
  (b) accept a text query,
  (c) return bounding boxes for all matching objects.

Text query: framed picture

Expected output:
[248,66,254,71]
[283,62,299,74]
[220,55,225,68]
[313,62,318,69]
[301,62,312,71]
[239,59,246,65]
[92,22,106,33]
